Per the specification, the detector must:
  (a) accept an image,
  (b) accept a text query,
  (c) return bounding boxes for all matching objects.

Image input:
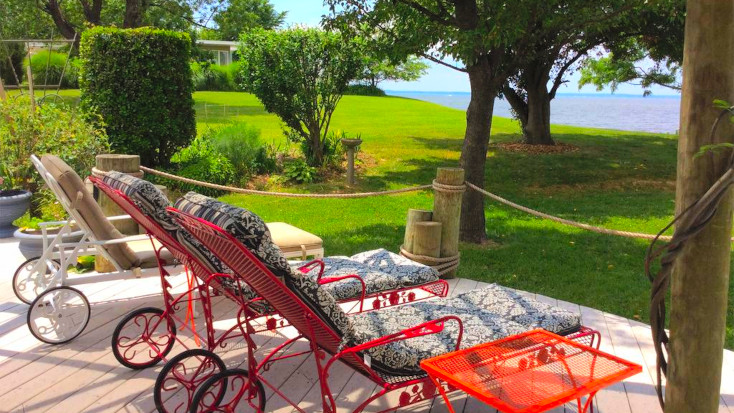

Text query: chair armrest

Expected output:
[38,220,70,228]
[91,234,150,245]
[107,214,133,221]
[298,259,325,278]
[319,274,366,312]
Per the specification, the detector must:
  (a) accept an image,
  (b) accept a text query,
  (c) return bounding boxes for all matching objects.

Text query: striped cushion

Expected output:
[174,192,354,336]
[101,171,227,276]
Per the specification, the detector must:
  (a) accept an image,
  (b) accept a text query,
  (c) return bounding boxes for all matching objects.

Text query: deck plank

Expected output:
[2,239,734,413]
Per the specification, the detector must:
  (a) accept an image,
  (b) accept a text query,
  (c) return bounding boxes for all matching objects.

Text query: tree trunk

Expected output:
[666,1,734,412]
[459,62,497,243]
[523,71,554,145]
[40,0,78,40]
[123,0,147,28]
[310,129,323,166]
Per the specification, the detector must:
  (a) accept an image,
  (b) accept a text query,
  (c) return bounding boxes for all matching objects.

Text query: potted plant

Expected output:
[0,175,32,238]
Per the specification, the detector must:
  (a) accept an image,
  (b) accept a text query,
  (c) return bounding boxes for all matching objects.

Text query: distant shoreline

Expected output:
[385,90,681,99]
[386,90,681,133]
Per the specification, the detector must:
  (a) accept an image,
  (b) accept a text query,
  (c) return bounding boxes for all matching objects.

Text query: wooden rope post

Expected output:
[413,221,442,259]
[95,155,142,235]
[403,209,433,253]
[432,167,464,278]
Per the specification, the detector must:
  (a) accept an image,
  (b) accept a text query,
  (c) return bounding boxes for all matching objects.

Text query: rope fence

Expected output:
[136,165,685,242]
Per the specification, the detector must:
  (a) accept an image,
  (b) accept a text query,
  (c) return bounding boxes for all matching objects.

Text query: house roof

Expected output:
[196,40,238,51]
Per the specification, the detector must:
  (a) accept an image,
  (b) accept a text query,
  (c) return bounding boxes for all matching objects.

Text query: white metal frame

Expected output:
[23,155,163,291]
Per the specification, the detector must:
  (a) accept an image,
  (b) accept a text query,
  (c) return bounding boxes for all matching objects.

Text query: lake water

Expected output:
[386,91,681,134]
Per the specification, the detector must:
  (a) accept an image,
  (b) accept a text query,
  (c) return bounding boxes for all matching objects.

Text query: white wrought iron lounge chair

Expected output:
[16,155,174,344]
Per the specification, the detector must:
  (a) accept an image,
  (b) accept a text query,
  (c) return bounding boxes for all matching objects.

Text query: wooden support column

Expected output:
[432,167,464,278]
[666,2,734,412]
[94,154,142,235]
[404,209,433,253]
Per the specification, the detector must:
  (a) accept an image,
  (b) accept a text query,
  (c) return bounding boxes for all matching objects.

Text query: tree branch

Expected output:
[549,51,585,99]
[393,0,457,27]
[420,52,467,72]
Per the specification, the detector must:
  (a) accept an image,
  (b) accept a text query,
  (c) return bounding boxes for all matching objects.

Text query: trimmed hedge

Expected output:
[80,27,196,167]
[26,51,80,89]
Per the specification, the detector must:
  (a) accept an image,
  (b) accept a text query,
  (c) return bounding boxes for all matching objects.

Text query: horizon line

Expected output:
[384,90,682,98]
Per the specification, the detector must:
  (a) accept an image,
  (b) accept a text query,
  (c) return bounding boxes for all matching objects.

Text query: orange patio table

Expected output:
[420,329,642,413]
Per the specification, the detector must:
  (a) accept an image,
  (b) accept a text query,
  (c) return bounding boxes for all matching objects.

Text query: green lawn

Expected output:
[21,89,733,348]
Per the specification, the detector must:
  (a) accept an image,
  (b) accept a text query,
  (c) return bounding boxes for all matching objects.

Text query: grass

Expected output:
[15,88,732,348]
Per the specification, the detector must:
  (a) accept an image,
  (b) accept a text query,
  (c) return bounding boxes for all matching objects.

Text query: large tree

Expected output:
[501,0,683,145]
[212,0,285,41]
[327,0,638,242]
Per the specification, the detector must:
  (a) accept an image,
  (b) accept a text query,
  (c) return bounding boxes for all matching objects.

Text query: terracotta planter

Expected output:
[0,190,32,238]
[14,226,85,260]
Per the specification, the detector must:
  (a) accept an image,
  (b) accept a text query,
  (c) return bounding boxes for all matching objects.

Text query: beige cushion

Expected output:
[127,239,175,268]
[40,155,140,270]
[266,222,323,253]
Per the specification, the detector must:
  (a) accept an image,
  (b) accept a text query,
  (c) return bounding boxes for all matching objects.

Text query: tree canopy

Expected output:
[212,0,285,41]
[359,55,428,88]
[578,2,685,95]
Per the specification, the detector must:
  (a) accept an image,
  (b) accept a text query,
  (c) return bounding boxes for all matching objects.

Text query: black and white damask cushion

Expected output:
[101,171,228,277]
[345,284,581,378]
[292,249,439,302]
[174,192,354,336]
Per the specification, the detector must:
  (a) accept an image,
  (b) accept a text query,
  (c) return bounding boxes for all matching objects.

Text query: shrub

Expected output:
[25,51,80,88]
[0,43,24,86]
[0,96,109,215]
[343,84,386,96]
[284,159,316,183]
[80,27,196,167]
[238,28,363,167]
[209,123,276,182]
[168,134,237,196]
[191,61,240,91]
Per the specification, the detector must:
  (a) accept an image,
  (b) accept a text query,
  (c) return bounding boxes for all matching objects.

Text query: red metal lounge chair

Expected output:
[90,173,449,413]
[170,208,601,413]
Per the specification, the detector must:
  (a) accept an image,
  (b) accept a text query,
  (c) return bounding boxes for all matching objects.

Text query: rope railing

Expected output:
[133,165,683,242]
[137,166,432,198]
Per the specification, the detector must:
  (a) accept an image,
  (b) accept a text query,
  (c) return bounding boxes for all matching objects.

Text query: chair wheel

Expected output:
[112,307,176,369]
[27,286,90,344]
[154,349,227,413]
[13,257,61,304]
[190,368,265,413]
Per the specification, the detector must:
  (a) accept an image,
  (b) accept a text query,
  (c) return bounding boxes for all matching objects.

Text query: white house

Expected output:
[196,40,237,65]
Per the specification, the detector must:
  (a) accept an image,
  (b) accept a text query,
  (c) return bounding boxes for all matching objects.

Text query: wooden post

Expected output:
[666,2,734,412]
[0,77,6,101]
[341,138,362,186]
[94,154,142,236]
[26,65,35,112]
[432,167,464,278]
[403,209,433,252]
[413,221,442,260]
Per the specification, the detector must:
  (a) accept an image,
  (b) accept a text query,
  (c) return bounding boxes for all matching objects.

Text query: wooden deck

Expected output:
[1,237,733,413]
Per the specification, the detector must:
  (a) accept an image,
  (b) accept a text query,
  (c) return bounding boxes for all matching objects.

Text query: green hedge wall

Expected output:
[80,27,196,167]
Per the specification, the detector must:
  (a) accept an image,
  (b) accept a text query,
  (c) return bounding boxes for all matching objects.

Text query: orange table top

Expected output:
[420,329,642,413]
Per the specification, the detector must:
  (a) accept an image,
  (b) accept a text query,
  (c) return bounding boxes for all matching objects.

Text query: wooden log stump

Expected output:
[432,167,464,278]
[94,154,142,272]
[413,221,442,260]
[403,209,433,253]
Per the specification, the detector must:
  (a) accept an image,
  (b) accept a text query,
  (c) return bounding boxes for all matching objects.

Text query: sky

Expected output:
[269,0,680,96]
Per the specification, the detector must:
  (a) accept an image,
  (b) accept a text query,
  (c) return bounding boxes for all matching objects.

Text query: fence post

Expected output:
[432,167,464,278]
[403,209,433,253]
